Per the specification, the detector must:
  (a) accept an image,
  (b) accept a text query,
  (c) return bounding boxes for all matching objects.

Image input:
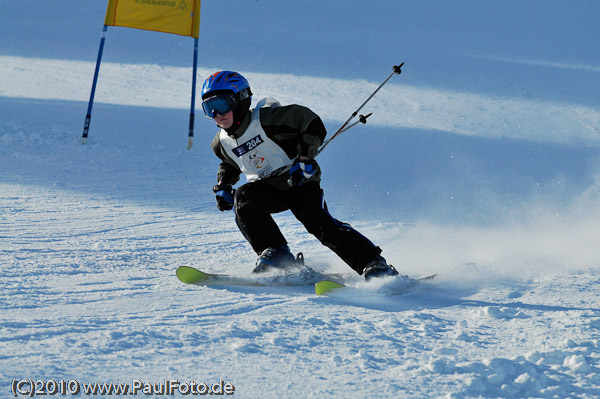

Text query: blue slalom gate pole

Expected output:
[187,38,199,149]
[82,25,108,144]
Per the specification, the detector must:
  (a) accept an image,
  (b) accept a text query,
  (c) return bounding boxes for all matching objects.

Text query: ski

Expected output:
[176,265,347,288]
[314,273,437,296]
[314,279,346,295]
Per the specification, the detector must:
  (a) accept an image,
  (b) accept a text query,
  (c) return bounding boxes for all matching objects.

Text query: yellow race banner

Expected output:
[82,0,201,145]
[104,0,201,38]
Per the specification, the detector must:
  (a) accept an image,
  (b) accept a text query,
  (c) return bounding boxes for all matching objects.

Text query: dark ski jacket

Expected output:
[210,99,327,190]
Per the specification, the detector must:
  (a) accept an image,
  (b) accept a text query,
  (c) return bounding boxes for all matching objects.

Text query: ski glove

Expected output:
[288,158,318,187]
[212,184,235,211]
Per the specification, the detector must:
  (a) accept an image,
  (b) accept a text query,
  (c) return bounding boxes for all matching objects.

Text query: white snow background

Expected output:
[1,0,600,398]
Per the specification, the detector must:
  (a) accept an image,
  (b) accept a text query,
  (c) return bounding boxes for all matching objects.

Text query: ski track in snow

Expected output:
[2,1,600,398]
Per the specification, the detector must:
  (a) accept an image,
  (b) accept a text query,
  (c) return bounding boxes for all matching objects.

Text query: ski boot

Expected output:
[252,245,297,273]
[363,255,402,281]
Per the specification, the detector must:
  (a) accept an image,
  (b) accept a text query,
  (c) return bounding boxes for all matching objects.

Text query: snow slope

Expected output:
[1,1,599,398]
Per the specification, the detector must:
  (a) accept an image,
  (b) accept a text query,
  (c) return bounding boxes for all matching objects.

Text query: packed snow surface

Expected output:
[1,1,599,398]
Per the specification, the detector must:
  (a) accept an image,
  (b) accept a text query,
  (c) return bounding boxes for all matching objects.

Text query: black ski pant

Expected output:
[233,180,381,275]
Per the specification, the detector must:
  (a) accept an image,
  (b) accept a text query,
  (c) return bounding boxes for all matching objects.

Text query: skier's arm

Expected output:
[298,117,326,159]
[210,133,241,185]
[260,105,326,160]
[216,162,241,186]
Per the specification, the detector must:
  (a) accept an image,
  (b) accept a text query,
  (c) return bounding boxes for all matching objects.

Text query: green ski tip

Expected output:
[315,280,346,295]
[176,266,211,284]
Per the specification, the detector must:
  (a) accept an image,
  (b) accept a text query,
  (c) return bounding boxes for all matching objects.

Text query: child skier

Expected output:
[201,70,399,280]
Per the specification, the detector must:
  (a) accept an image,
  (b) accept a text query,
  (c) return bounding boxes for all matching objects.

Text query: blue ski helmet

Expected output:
[201,71,252,101]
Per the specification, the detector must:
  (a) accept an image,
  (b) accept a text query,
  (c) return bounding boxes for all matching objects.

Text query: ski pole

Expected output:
[318,63,403,155]
[335,113,372,136]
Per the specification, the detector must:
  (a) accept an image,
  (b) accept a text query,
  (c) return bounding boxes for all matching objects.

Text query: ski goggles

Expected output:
[201,93,238,119]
